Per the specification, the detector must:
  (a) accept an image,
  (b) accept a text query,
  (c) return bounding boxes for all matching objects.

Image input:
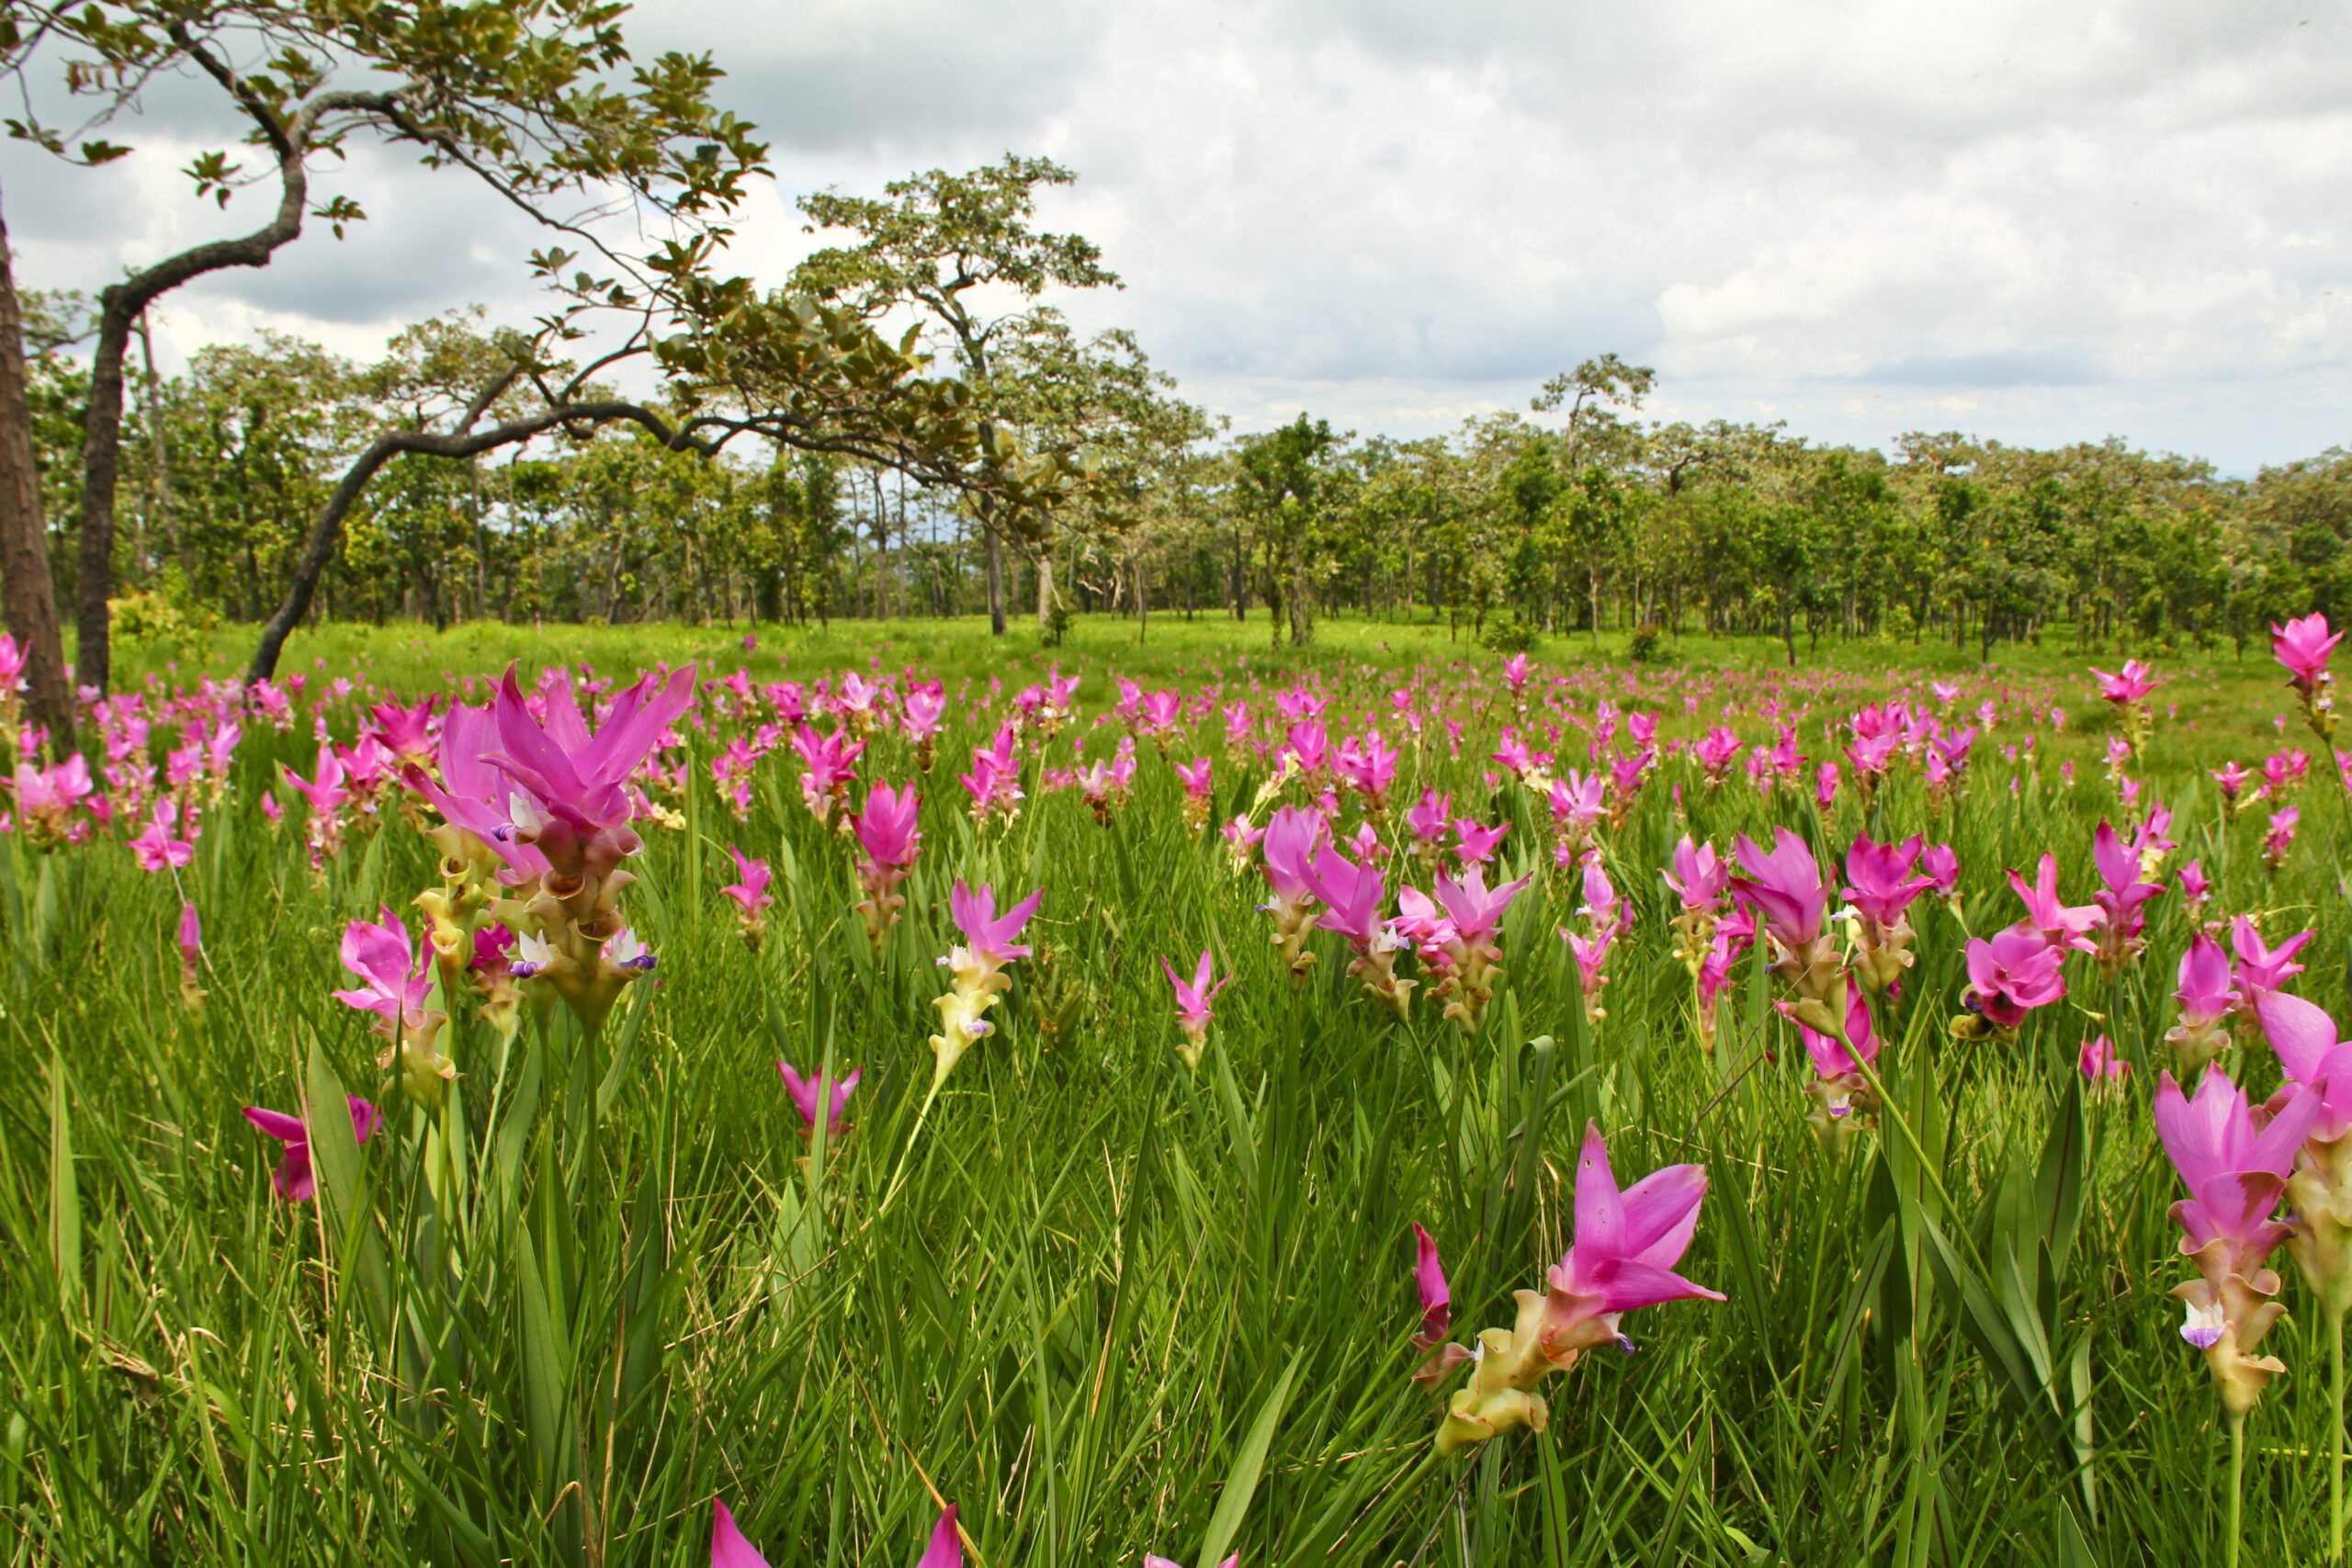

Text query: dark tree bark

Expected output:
[0,188,74,739]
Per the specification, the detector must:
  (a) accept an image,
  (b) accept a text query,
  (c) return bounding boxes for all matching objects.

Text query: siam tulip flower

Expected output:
[2177,859,2212,921]
[850,783,922,950]
[1560,858,1623,1023]
[777,1057,861,1136]
[959,723,1024,829]
[1427,863,1532,1034]
[129,798,195,872]
[2263,805,2299,872]
[2091,659,2156,707]
[902,682,947,770]
[1408,1224,1473,1382]
[469,923,528,1042]
[720,845,774,950]
[1433,1124,1721,1455]
[1694,910,1755,1052]
[929,882,1041,1087]
[1845,730,1898,807]
[2006,853,2100,954]
[1840,833,1932,995]
[1259,805,1327,982]
[1335,729,1398,813]
[712,1499,964,1568]
[789,723,865,824]
[1501,650,1531,704]
[2252,991,2352,1325]
[2165,931,2239,1077]
[243,1098,381,1201]
[2274,612,2343,736]
[1920,840,1961,914]
[1403,787,1453,875]
[1662,835,1730,976]
[278,743,353,870]
[1694,726,1743,787]
[2232,915,2312,1009]
[2212,761,2251,817]
[2079,1033,2129,1086]
[1174,757,1216,834]
[367,696,437,770]
[1814,760,1840,810]
[1162,949,1231,1068]
[1306,844,1416,1020]
[335,907,454,1106]
[1730,828,1847,1039]
[1793,986,1881,1145]
[1956,925,2066,1036]
[2155,1066,2321,1419]
[177,900,207,1012]
[2090,821,2164,975]
[1452,817,1507,867]
[1546,770,1606,865]
[481,663,695,1032]
[1220,812,1265,874]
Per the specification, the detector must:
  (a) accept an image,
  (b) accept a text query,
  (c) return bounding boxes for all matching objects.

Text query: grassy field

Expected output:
[5,611,2346,1566]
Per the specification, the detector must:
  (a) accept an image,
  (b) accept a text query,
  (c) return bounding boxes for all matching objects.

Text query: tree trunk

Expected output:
[985,525,1006,635]
[0,190,73,739]
[73,294,135,694]
[1036,546,1057,631]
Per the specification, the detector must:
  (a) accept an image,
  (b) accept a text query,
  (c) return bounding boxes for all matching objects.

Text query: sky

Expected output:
[5,0,2349,473]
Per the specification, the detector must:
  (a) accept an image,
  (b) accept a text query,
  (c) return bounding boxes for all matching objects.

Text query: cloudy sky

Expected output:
[6,0,2348,471]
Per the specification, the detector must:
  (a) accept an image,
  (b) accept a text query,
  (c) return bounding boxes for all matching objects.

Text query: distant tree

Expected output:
[796,155,1122,636]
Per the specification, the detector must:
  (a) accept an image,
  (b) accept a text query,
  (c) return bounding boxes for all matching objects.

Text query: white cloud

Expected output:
[3,0,2347,471]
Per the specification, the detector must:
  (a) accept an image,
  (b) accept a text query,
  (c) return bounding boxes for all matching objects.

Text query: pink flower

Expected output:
[720,846,773,916]
[129,799,195,872]
[2155,1066,2319,1344]
[1729,828,1828,952]
[1452,817,1508,866]
[1174,757,1215,799]
[2231,916,2311,1007]
[2079,1034,2130,1083]
[1841,833,1932,930]
[2253,991,2352,1142]
[2090,660,2155,706]
[332,908,434,1032]
[949,881,1041,964]
[1962,925,2066,1031]
[486,663,695,846]
[2006,853,2100,953]
[776,1058,861,1135]
[1433,863,1531,943]
[243,1098,381,1201]
[1404,788,1453,846]
[854,782,922,870]
[2264,806,2300,868]
[1663,836,1730,914]
[1921,842,1960,896]
[1260,804,1327,905]
[1542,1123,1724,1353]
[2273,612,2343,694]
[1163,949,1231,1044]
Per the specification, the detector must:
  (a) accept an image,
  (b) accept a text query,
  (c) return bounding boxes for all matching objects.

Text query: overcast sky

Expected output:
[6,0,2348,472]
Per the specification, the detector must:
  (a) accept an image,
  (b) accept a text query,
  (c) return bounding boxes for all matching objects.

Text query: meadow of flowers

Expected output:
[7,617,2352,1565]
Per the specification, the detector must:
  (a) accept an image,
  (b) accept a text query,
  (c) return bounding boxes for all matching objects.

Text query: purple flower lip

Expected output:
[623,954,657,973]
[2182,1325,2224,1350]
[511,961,544,979]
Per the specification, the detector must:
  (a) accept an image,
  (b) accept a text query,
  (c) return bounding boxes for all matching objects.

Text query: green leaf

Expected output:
[1196,1350,1301,1568]
[48,1052,78,1312]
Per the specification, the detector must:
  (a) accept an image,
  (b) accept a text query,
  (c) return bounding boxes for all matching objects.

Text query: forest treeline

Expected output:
[21,297,2351,667]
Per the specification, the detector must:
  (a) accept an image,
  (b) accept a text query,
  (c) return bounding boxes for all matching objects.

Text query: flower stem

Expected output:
[2228,1411,2245,1568]
[875,1077,944,1224]
[2334,1316,2346,1563]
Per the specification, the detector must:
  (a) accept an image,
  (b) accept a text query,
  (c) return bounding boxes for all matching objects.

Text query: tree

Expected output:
[1,0,769,694]
[0,207,69,734]
[796,154,1122,636]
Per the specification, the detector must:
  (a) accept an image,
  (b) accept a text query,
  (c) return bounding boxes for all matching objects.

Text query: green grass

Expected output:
[4,613,2346,1565]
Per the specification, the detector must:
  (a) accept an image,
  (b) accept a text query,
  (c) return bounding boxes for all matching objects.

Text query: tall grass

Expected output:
[1,618,2338,1565]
